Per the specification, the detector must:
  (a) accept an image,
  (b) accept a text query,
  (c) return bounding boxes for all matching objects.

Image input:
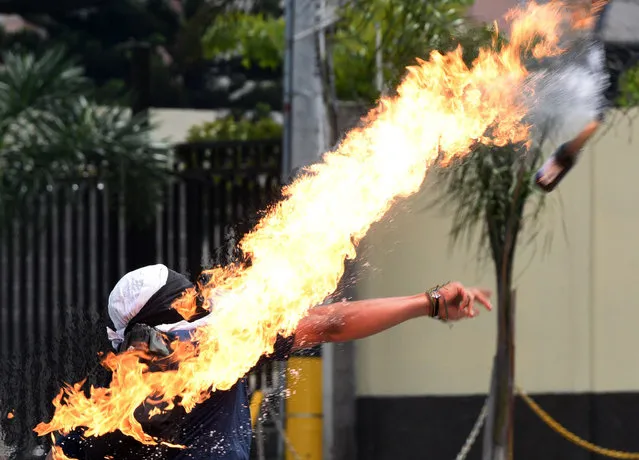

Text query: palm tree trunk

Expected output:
[482,286,516,460]
[483,160,527,460]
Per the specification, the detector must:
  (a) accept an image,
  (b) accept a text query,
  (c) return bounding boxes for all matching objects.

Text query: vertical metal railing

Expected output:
[0,139,283,457]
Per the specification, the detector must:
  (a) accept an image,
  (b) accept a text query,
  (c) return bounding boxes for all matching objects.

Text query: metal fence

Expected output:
[0,139,283,457]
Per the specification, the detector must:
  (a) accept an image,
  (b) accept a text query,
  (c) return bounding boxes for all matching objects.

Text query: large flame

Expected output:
[570,0,608,29]
[36,0,591,449]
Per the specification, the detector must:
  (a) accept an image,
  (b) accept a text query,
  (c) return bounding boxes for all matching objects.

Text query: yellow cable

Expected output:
[516,386,639,459]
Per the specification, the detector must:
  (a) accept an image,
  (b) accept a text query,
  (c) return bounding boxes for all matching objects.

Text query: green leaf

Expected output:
[0,47,171,228]
[332,0,491,101]
[428,140,547,276]
[617,64,639,108]
[186,105,282,142]
[198,0,491,103]
[202,12,285,70]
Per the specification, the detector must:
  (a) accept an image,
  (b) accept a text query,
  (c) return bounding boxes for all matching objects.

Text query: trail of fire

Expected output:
[35,0,587,447]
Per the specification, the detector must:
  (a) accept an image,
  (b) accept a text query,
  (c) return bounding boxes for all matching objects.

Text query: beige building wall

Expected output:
[149,108,282,144]
[354,110,639,396]
[149,108,228,144]
[470,0,519,32]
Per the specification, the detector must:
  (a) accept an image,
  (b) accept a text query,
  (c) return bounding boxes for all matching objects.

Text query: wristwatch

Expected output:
[426,287,442,319]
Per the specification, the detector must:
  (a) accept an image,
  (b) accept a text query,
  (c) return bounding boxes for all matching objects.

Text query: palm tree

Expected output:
[0,46,170,227]
[432,139,547,460]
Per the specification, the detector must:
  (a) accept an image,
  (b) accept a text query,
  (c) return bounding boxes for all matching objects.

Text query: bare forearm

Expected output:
[293,294,430,348]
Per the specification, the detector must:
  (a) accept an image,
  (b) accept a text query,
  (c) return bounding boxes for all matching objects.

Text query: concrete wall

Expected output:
[149,108,228,144]
[354,110,639,396]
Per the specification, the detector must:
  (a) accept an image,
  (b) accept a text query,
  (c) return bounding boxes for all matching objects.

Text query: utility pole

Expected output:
[282,3,330,460]
[290,0,327,172]
[282,2,357,460]
[283,0,340,179]
[281,0,295,180]
[312,2,359,460]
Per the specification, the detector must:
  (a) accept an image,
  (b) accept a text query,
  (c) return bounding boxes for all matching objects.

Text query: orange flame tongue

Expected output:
[50,434,74,460]
[51,444,74,460]
[36,0,586,444]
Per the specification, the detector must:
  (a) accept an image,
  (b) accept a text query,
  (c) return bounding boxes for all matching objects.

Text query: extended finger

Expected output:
[464,288,475,311]
[467,292,479,317]
[471,288,492,311]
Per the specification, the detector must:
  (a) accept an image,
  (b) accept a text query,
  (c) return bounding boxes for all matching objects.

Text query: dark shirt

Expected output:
[57,332,295,460]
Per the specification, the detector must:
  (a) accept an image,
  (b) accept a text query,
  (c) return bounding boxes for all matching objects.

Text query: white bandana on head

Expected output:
[106,264,170,349]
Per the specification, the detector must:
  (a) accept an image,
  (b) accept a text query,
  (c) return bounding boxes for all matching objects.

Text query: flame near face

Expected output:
[37,0,593,451]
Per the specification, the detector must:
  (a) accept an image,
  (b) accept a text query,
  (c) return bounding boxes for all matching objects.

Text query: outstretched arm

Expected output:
[292,282,491,350]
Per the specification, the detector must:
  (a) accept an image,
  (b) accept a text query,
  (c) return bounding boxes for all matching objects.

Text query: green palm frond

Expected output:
[0,48,170,227]
[429,140,547,276]
[0,47,88,121]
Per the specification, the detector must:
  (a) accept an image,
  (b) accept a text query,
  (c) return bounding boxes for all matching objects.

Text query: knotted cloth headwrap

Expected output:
[106,264,204,349]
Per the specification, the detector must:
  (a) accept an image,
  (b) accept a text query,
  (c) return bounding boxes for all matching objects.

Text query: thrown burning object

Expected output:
[536,0,639,192]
